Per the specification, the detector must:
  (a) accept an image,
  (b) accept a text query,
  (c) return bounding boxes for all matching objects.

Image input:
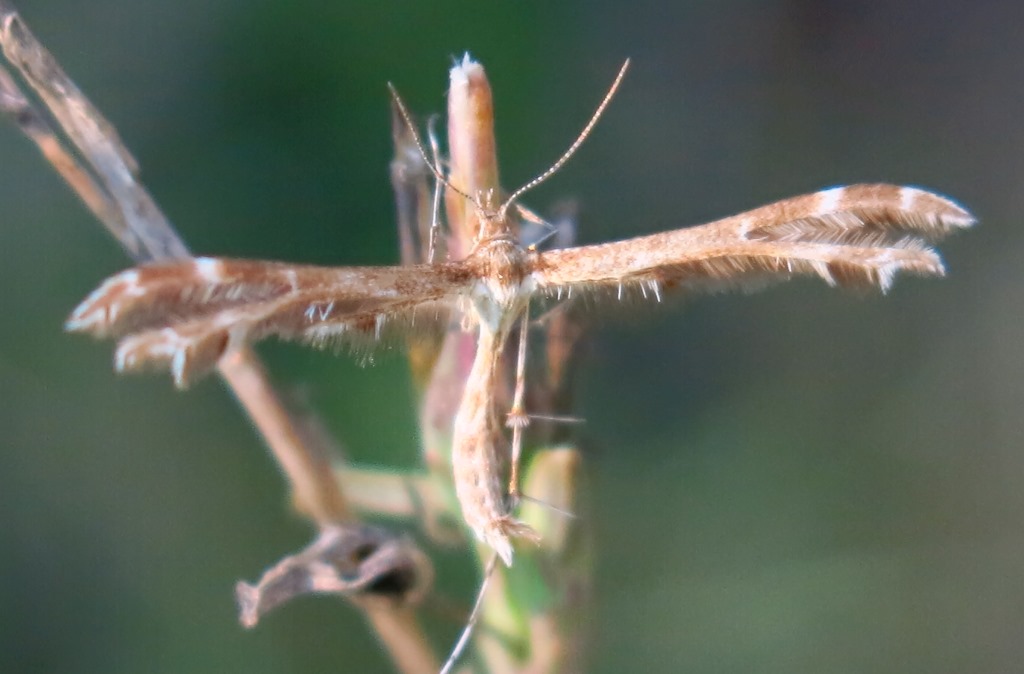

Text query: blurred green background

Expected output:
[1,1,1021,672]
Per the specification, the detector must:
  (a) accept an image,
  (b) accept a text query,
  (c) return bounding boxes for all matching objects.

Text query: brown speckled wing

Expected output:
[529,184,974,302]
[67,257,473,387]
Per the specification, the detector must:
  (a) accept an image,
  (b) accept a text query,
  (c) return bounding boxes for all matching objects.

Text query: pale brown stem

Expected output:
[218,348,351,522]
[446,57,501,245]
[0,3,187,261]
[366,607,440,674]
[0,65,123,238]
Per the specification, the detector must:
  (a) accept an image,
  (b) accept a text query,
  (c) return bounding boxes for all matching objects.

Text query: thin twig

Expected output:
[217,349,351,522]
[367,607,441,674]
[0,3,185,262]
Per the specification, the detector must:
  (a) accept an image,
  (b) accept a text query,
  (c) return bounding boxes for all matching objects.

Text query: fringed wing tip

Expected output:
[65,268,141,336]
[114,330,225,389]
[844,184,976,235]
[880,185,975,240]
[64,304,93,334]
[64,313,91,334]
[923,189,976,232]
[944,207,975,231]
[816,252,945,295]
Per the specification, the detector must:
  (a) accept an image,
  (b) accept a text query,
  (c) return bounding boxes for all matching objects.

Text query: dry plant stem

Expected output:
[366,607,440,674]
[0,2,186,261]
[218,349,351,522]
[446,57,500,247]
[391,102,448,390]
[0,65,121,233]
[0,5,436,672]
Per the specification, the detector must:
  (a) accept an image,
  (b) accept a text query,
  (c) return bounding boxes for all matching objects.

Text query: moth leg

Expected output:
[506,309,531,501]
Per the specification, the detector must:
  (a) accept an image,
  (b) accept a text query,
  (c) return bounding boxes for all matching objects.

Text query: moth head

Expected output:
[388,59,631,249]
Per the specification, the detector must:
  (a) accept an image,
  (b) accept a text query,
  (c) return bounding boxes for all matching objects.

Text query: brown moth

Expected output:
[66,56,974,567]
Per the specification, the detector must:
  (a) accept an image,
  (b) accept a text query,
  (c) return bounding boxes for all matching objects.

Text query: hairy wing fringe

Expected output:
[531,184,971,303]
[115,298,453,388]
[538,240,946,305]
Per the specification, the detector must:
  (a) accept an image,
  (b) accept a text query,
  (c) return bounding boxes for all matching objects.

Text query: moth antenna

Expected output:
[387,82,477,207]
[499,58,630,220]
[439,553,500,674]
